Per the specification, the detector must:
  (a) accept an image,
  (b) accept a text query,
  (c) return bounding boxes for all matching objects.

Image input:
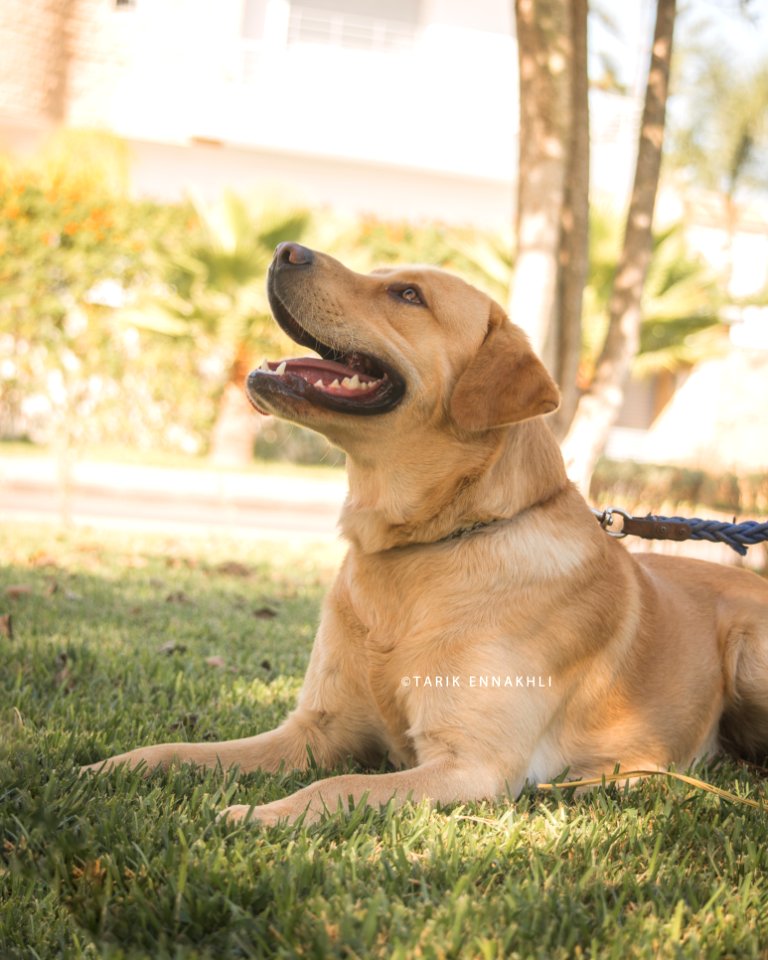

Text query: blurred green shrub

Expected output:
[335,215,513,304]
[338,210,724,386]
[0,133,208,454]
[123,191,314,465]
[578,209,724,388]
[0,133,737,473]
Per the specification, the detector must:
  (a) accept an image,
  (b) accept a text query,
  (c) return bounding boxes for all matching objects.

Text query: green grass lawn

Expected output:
[2,524,768,959]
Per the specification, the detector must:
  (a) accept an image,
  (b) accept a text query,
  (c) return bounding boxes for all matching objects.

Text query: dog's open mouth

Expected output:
[246,284,406,416]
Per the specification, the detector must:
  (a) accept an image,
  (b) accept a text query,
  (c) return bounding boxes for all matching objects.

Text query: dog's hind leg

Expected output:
[719,609,768,761]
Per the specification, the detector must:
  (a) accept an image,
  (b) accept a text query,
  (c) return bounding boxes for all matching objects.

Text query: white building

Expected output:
[2,0,766,471]
[0,0,643,228]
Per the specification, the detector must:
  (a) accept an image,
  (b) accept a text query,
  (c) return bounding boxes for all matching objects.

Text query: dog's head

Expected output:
[247,243,559,449]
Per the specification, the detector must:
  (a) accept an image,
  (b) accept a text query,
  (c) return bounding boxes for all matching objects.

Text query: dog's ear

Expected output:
[450,302,560,431]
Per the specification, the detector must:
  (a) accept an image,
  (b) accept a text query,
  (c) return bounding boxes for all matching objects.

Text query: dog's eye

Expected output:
[390,285,425,306]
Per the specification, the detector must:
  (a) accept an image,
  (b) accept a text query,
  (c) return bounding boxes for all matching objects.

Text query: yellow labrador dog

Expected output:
[86,243,768,825]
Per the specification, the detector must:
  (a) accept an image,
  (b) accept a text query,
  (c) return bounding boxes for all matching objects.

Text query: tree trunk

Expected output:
[509,0,573,373]
[723,189,738,297]
[208,342,263,467]
[561,0,677,492]
[550,0,589,439]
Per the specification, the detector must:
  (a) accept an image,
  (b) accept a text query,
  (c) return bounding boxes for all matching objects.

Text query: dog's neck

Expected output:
[340,418,569,554]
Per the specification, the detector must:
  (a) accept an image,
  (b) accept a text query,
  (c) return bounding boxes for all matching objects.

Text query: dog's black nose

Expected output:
[274,242,314,267]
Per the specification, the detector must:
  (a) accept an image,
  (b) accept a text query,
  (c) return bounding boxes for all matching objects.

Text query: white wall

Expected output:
[127,137,515,228]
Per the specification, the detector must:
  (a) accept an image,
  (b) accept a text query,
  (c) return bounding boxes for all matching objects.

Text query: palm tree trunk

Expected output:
[561,0,677,491]
[551,0,589,439]
[509,0,573,373]
[208,342,263,467]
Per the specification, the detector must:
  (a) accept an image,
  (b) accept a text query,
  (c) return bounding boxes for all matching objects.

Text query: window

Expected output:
[287,0,420,51]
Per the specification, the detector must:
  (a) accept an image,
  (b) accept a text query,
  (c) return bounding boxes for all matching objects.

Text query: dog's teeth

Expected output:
[276,362,287,376]
[330,379,340,389]
[258,358,270,372]
[315,378,325,388]
[339,374,377,392]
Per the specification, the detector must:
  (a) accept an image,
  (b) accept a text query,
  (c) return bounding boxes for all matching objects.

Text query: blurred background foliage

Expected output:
[0,129,735,470]
[0,132,204,460]
[579,210,726,385]
[121,190,315,465]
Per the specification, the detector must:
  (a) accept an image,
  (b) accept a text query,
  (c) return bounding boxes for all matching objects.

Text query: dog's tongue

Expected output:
[282,358,372,382]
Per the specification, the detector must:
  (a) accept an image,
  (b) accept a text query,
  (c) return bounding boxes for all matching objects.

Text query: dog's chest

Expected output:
[347,547,506,759]
[349,547,472,655]
[341,550,429,717]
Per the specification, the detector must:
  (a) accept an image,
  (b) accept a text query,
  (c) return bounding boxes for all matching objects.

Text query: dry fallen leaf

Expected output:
[28,551,58,568]
[165,591,190,604]
[205,655,226,669]
[0,614,13,640]
[5,585,32,599]
[253,606,278,620]
[71,859,107,884]
[165,556,197,570]
[158,640,187,656]
[4,836,27,854]
[169,712,198,732]
[214,561,252,577]
[54,652,75,691]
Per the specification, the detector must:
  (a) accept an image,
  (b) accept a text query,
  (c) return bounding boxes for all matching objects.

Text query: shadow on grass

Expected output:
[2,528,768,957]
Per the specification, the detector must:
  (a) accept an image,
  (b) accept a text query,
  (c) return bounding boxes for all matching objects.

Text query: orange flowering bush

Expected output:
[0,162,209,452]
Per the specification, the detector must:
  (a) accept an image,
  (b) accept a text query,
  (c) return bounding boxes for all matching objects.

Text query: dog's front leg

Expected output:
[219,757,514,826]
[81,577,380,778]
[80,709,345,776]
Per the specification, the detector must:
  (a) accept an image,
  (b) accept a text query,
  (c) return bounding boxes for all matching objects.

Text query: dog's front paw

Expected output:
[80,754,168,779]
[79,758,119,776]
[217,802,291,827]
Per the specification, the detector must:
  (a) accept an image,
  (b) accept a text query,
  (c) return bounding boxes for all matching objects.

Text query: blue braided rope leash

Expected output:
[592,507,768,557]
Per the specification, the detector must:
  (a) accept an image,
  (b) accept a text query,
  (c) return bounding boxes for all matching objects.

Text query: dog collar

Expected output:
[438,518,509,543]
[427,484,571,549]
